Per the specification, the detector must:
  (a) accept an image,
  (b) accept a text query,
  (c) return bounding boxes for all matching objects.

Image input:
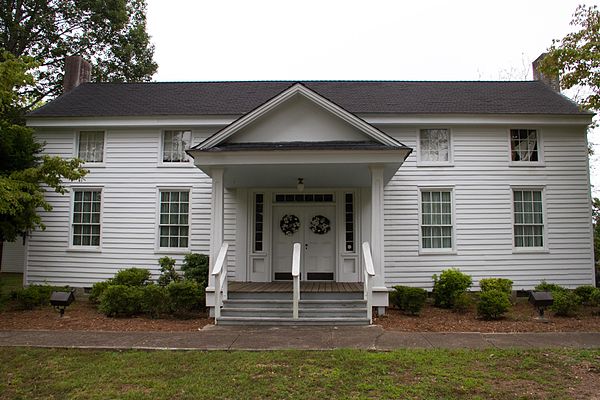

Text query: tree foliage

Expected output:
[0,0,157,109]
[539,5,600,111]
[0,52,87,242]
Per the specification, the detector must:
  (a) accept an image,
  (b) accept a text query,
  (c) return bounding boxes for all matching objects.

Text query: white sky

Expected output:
[146,0,600,193]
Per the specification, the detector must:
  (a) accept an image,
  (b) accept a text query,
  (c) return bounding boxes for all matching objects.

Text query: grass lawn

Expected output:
[1,348,599,399]
[0,273,22,295]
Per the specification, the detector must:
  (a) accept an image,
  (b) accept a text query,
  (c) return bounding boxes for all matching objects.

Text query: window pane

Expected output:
[513,189,543,247]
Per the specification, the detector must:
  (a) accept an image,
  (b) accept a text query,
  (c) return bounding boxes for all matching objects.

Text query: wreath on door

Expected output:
[310,215,331,235]
[280,214,301,236]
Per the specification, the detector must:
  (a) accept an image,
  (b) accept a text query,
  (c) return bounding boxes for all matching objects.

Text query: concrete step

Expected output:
[216,316,371,326]
[222,299,292,309]
[227,291,363,301]
[299,308,367,318]
[221,307,293,318]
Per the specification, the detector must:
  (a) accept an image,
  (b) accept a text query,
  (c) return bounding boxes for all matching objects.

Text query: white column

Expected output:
[369,165,385,288]
[208,167,225,288]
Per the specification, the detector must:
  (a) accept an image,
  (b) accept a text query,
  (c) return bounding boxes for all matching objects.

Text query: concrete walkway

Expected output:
[1,326,599,350]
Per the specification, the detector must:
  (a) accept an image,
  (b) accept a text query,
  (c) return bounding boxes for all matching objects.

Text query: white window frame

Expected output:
[511,186,548,252]
[416,128,453,166]
[75,130,106,166]
[68,187,103,251]
[508,128,544,166]
[418,187,456,254]
[155,187,192,253]
[159,130,193,166]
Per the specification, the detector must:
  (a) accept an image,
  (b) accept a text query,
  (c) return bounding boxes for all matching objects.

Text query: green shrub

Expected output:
[534,281,567,293]
[452,292,473,313]
[89,281,111,304]
[432,268,472,308]
[550,291,581,317]
[111,268,151,287]
[589,288,600,307]
[390,286,427,315]
[479,278,513,295]
[157,257,182,286]
[181,253,209,287]
[574,285,597,304]
[167,281,204,315]
[477,289,511,320]
[11,285,69,310]
[140,284,170,318]
[98,285,143,317]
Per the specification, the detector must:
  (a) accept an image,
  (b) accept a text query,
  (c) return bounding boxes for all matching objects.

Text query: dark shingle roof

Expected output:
[27,81,590,117]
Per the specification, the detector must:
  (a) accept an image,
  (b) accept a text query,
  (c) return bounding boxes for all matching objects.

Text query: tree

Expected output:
[0,52,87,263]
[539,5,600,111]
[0,0,157,111]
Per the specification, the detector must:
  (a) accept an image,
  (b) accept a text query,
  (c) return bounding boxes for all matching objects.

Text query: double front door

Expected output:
[272,205,336,281]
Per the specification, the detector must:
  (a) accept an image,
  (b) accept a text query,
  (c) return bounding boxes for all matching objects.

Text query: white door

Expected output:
[272,205,336,280]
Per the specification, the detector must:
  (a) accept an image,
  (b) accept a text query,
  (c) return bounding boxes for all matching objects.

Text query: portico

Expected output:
[187,83,412,319]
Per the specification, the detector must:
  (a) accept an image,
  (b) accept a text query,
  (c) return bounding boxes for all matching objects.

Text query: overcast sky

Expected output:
[146,0,599,192]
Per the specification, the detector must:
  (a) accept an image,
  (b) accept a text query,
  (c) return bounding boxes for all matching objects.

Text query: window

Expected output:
[513,189,544,248]
[78,131,104,163]
[344,193,355,252]
[254,193,264,252]
[274,193,335,203]
[421,190,453,249]
[162,130,191,162]
[510,129,539,162]
[419,129,450,163]
[72,190,101,246]
[159,191,189,248]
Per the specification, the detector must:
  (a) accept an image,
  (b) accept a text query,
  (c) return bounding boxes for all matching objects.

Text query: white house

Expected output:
[21,56,595,324]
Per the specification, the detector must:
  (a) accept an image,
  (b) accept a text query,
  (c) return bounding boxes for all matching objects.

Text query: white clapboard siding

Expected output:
[26,128,230,286]
[381,125,594,290]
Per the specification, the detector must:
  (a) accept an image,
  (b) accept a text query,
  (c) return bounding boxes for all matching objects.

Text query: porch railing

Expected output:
[292,242,301,319]
[212,242,230,321]
[362,241,375,323]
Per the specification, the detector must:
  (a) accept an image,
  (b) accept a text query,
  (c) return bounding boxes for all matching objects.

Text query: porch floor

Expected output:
[228,281,363,293]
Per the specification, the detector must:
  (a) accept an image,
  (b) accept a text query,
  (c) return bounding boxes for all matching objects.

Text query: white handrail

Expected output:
[292,242,301,319]
[362,242,376,323]
[212,242,229,321]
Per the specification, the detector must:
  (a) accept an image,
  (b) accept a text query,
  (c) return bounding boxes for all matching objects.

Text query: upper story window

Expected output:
[513,189,544,248]
[510,129,539,162]
[78,131,104,163]
[72,189,101,247]
[163,130,191,162]
[419,129,450,164]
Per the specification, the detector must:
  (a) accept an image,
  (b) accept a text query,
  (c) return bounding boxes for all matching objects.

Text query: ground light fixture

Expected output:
[297,178,304,192]
[50,290,76,317]
[528,291,553,321]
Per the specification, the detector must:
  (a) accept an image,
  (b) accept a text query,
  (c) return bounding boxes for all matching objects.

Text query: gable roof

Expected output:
[27,81,591,118]
[196,83,405,150]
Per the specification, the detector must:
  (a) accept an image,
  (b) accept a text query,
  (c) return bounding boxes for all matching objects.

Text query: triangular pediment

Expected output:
[196,83,403,150]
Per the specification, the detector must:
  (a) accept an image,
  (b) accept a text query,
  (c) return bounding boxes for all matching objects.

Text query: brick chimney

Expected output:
[63,55,92,93]
[532,53,560,92]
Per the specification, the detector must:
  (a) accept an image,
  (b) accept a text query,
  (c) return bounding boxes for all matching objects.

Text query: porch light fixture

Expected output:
[528,291,553,321]
[50,290,76,317]
[297,178,304,192]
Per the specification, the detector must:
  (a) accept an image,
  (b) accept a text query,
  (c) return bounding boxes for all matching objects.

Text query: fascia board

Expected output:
[26,115,236,128]
[189,148,412,166]
[360,113,594,126]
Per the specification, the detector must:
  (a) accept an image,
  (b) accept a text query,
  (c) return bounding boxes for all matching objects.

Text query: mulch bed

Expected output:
[375,297,600,332]
[1,296,598,333]
[0,298,211,332]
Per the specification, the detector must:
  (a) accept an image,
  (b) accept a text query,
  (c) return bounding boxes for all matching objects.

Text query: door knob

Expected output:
[304,243,308,250]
